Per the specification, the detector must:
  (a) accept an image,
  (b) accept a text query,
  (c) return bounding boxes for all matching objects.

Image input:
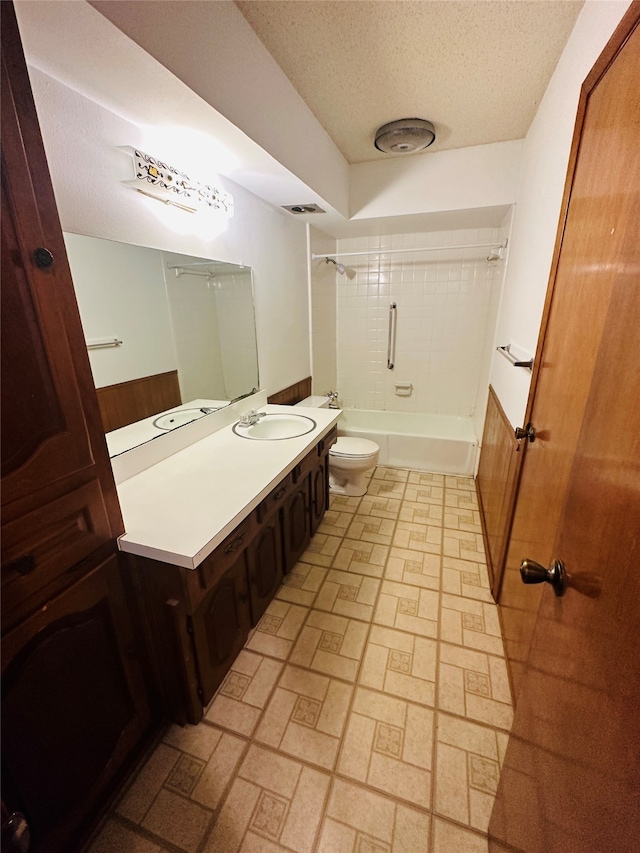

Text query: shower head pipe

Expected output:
[325,257,347,275]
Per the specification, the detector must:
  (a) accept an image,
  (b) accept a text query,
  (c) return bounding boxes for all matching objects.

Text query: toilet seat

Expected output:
[330,436,379,459]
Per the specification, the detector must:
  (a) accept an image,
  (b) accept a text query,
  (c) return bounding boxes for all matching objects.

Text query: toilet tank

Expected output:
[295,396,330,408]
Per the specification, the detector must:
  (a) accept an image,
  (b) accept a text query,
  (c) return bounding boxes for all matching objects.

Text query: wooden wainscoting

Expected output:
[476,385,524,600]
[267,377,312,406]
[96,370,182,433]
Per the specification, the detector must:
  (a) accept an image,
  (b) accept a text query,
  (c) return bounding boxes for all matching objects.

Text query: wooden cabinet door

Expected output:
[191,555,252,707]
[309,455,329,536]
[282,476,311,573]
[1,2,122,594]
[1,554,151,853]
[0,86,94,503]
[246,512,284,624]
[310,428,336,537]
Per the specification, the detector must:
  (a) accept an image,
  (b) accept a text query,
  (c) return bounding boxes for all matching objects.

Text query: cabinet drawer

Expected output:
[197,511,259,591]
[256,473,291,522]
[295,448,318,483]
[1,480,112,622]
[294,427,338,483]
[320,426,339,455]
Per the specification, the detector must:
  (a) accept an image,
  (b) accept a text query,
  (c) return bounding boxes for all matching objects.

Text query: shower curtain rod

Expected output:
[311,240,507,261]
[167,261,217,269]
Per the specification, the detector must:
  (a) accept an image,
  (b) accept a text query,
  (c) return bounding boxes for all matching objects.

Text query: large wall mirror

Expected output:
[64,233,259,457]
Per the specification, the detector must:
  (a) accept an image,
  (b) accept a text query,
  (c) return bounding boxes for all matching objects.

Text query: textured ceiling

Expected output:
[235,0,584,164]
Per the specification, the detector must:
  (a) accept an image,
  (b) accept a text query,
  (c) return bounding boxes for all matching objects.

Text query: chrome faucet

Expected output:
[326,391,340,409]
[238,409,266,426]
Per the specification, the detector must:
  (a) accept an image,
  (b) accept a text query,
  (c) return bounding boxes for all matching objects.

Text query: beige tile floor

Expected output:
[87,468,513,853]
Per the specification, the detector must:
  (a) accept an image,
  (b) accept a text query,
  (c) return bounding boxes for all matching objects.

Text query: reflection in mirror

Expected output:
[64,234,259,456]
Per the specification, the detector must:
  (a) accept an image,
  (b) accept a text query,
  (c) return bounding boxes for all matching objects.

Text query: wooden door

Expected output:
[1,556,152,853]
[489,8,640,851]
[498,2,640,698]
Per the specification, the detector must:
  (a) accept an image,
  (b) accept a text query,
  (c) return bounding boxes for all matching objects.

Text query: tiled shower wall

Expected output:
[335,228,507,418]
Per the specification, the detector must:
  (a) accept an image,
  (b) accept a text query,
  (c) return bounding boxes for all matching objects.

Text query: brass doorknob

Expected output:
[520,558,565,596]
[514,423,536,442]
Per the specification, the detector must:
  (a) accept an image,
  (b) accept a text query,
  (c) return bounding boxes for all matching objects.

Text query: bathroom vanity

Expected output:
[116,407,339,724]
[119,406,340,723]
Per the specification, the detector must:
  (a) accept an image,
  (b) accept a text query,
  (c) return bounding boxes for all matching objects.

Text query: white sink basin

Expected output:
[153,408,208,430]
[233,413,316,440]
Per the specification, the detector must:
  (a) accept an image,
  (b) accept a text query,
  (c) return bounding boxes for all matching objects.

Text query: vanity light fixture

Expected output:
[122,147,234,216]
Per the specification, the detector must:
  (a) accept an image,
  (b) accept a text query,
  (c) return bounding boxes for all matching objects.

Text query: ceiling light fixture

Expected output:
[374,118,436,154]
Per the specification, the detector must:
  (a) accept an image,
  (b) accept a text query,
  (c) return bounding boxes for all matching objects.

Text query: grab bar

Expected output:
[87,337,123,350]
[387,302,397,370]
[497,344,534,370]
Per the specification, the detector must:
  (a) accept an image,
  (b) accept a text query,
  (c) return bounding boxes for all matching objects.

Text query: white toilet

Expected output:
[295,396,380,497]
[328,435,380,496]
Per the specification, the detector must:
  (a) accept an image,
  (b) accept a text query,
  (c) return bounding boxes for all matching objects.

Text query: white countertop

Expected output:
[116,405,341,569]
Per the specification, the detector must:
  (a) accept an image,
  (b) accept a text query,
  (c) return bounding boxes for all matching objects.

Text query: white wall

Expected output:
[490,0,632,427]
[335,227,508,419]
[28,67,311,399]
[350,140,522,221]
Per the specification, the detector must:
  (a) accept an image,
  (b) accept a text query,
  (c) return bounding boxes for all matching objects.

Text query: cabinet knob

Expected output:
[1,812,30,853]
[6,555,36,575]
[33,247,54,269]
[224,534,245,555]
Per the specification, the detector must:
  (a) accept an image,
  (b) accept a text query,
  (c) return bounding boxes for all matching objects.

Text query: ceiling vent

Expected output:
[282,204,325,214]
[374,118,436,154]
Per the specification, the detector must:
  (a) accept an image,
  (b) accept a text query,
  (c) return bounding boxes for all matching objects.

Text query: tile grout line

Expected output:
[199,480,371,853]
[319,466,410,853]
[429,474,447,853]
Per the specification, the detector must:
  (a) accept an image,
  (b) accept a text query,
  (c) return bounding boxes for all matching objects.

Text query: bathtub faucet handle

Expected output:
[326,391,340,409]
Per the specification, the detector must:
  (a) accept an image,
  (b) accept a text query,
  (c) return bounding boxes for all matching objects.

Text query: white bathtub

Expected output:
[337,409,478,476]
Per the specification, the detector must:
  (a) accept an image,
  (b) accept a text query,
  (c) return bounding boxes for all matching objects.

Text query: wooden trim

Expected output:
[267,376,312,406]
[96,370,182,433]
[476,386,524,601]
[522,0,640,430]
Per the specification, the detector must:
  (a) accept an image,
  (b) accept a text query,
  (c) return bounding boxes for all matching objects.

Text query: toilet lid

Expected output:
[331,436,379,458]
